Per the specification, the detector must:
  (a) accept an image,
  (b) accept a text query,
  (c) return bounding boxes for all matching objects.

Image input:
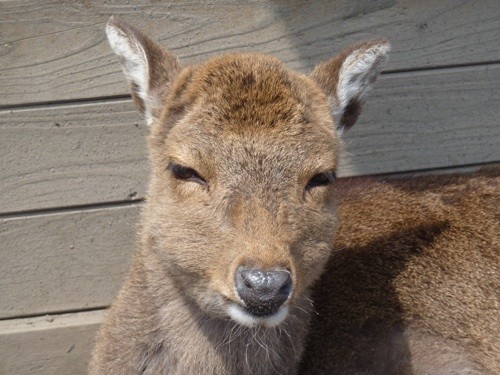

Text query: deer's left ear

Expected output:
[311,40,390,133]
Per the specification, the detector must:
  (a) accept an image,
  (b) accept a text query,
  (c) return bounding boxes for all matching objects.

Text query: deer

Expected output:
[89,17,499,374]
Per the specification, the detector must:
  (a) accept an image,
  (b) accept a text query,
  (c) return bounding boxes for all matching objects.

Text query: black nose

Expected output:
[236,267,292,316]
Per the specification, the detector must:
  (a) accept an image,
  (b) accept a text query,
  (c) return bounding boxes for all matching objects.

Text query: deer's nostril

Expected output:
[280,281,292,295]
[236,267,292,316]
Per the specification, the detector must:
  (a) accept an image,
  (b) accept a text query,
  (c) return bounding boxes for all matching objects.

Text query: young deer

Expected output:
[90,17,499,374]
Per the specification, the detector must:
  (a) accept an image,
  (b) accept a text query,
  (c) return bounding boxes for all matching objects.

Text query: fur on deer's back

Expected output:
[301,168,500,374]
[90,17,499,375]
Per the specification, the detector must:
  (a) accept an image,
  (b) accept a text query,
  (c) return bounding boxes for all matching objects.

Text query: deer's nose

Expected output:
[235,267,292,316]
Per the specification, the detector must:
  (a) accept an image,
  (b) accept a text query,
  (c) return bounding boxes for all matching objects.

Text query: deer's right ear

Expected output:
[106,16,181,126]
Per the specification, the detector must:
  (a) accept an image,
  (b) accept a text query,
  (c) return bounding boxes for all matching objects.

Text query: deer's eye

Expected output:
[306,171,336,191]
[168,163,207,185]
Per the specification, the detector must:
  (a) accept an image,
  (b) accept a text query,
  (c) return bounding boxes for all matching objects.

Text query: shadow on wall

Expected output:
[268,0,396,71]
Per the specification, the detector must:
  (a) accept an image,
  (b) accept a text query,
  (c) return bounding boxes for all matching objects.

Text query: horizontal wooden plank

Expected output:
[1,64,499,213]
[0,0,499,105]
[339,64,500,175]
[0,310,103,375]
[0,100,146,214]
[0,205,139,319]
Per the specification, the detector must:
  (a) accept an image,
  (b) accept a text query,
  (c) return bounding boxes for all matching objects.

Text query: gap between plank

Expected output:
[0,199,144,220]
[0,308,106,330]
[357,161,499,179]
[0,94,131,111]
[382,59,499,75]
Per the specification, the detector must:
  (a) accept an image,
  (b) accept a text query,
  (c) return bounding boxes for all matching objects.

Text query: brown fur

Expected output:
[90,19,499,374]
[300,170,499,374]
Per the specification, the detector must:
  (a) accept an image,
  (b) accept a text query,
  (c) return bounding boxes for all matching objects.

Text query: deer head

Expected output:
[106,16,389,327]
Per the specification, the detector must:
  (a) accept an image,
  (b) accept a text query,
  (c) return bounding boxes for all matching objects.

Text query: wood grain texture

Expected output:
[0,205,139,319]
[0,100,146,214]
[1,0,499,105]
[0,310,103,375]
[1,65,499,213]
[339,64,500,176]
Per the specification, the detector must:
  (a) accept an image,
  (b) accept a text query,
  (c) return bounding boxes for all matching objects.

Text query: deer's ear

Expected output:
[311,40,390,133]
[106,16,181,126]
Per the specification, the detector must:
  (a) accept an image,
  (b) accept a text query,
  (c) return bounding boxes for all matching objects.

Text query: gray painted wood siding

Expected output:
[0,205,139,319]
[0,311,103,374]
[0,1,498,373]
[1,0,499,105]
[0,101,146,213]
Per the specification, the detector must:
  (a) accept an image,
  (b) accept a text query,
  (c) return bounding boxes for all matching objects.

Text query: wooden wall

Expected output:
[0,1,499,373]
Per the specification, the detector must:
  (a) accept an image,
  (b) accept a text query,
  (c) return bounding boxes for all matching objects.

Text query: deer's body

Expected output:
[90,18,499,374]
[302,171,499,374]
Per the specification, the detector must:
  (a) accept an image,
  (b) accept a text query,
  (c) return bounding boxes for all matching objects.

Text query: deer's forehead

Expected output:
[163,53,338,169]
[192,52,296,95]
[169,53,329,131]
[167,116,339,173]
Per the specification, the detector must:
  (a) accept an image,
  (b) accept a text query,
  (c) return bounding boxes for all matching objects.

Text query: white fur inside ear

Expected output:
[335,43,390,126]
[106,24,153,125]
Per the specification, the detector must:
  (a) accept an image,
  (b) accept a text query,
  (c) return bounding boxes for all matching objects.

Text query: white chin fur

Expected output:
[228,304,289,328]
